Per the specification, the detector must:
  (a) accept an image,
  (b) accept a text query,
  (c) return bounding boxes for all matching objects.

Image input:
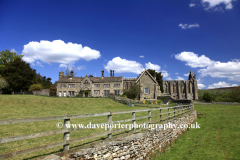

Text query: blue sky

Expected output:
[1,0,240,89]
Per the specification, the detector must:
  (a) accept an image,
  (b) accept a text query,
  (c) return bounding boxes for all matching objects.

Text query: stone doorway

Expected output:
[85,92,88,97]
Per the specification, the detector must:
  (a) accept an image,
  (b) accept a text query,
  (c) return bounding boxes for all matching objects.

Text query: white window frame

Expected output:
[114,90,120,95]
[69,84,75,88]
[114,84,120,87]
[59,91,62,97]
[94,84,100,88]
[94,90,100,95]
[144,88,150,94]
[63,91,66,97]
[104,84,110,88]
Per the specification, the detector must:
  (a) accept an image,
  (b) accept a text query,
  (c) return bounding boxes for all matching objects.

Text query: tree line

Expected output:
[0,49,56,95]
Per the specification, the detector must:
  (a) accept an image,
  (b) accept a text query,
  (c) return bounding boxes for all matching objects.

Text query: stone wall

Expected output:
[67,110,197,160]
[32,89,49,96]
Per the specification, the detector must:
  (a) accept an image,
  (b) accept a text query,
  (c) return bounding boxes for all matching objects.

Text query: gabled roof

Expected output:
[136,69,158,84]
[57,76,122,83]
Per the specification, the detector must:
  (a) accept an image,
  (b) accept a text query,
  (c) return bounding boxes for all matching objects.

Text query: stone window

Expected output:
[59,91,62,97]
[63,91,66,97]
[60,84,66,88]
[83,80,90,87]
[69,84,75,88]
[114,90,120,95]
[94,90,100,95]
[114,84,120,87]
[144,88,150,94]
[94,84,100,87]
[104,84,110,88]
[68,91,75,96]
[104,90,110,97]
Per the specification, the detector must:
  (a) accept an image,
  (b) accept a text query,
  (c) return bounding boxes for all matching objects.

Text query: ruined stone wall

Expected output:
[68,110,197,160]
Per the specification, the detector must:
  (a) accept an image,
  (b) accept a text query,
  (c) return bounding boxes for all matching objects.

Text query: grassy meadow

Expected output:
[0,95,180,160]
[151,104,240,160]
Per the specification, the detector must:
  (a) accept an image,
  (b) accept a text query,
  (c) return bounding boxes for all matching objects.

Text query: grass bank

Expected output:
[151,104,240,159]
[0,95,179,160]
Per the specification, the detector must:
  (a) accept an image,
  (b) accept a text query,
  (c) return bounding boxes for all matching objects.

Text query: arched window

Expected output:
[125,83,128,90]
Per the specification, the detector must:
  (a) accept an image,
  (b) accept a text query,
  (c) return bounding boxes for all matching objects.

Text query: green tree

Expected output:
[0,49,23,71]
[202,92,215,102]
[29,83,43,91]
[146,69,164,93]
[49,84,57,96]
[0,76,9,94]
[123,85,141,99]
[1,58,36,92]
[230,86,240,102]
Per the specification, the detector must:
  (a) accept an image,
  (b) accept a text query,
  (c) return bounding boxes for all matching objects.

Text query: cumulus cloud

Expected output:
[60,63,86,71]
[140,55,144,58]
[21,40,101,64]
[145,62,161,72]
[175,52,240,81]
[198,84,206,89]
[179,23,200,29]
[208,81,238,89]
[184,73,190,76]
[36,61,43,67]
[202,0,234,10]
[198,60,240,81]
[104,57,144,74]
[189,3,196,7]
[175,51,214,68]
[10,48,17,53]
[175,73,179,75]
[176,76,185,80]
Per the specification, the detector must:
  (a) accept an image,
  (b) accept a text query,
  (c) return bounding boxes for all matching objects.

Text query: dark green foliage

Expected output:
[123,85,141,99]
[0,49,23,71]
[34,73,52,89]
[1,58,36,92]
[146,69,164,93]
[202,92,215,102]
[49,84,56,96]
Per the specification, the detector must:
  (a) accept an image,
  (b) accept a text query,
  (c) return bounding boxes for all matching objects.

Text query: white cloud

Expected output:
[175,51,214,68]
[176,52,240,81]
[201,0,234,10]
[175,73,179,75]
[166,77,173,80]
[198,84,206,89]
[21,40,101,64]
[232,84,239,87]
[208,81,238,89]
[176,76,185,80]
[76,65,86,70]
[145,62,161,72]
[179,23,200,29]
[140,55,144,58]
[189,3,196,7]
[104,57,144,74]
[36,61,43,67]
[161,70,170,78]
[198,59,240,81]
[10,48,17,53]
[59,64,68,68]
[184,73,190,76]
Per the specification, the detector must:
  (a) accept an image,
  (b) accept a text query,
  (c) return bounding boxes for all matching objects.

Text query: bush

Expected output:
[29,83,43,91]
[202,92,215,102]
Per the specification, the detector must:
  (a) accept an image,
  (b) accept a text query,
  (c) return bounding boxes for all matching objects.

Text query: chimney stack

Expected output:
[70,70,74,77]
[113,70,114,77]
[59,71,64,79]
[101,70,104,77]
[110,70,112,77]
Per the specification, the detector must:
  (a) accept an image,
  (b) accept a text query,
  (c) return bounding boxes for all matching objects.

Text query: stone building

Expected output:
[56,69,198,100]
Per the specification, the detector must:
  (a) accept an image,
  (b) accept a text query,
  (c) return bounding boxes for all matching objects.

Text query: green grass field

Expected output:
[0,95,179,160]
[151,104,240,160]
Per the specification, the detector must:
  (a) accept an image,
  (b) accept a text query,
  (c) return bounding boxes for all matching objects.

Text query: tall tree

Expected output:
[147,69,164,93]
[0,49,23,71]
[1,58,36,92]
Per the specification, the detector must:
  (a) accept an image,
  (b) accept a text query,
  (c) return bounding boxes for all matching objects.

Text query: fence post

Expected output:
[178,104,180,116]
[168,108,170,121]
[174,107,176,119]
[63,118,70,154]
[132,111,136,133]
[148,110,151,124]
[108,112,112,139]
[160,109,162,123]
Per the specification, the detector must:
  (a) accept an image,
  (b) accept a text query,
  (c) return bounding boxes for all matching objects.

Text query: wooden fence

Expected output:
[0,104,193,160]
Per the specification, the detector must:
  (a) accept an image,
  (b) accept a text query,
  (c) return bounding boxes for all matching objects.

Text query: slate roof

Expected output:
[57,76,122,83]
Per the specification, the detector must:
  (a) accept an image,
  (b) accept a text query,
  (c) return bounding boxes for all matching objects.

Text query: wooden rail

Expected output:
[0,104,193,160]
